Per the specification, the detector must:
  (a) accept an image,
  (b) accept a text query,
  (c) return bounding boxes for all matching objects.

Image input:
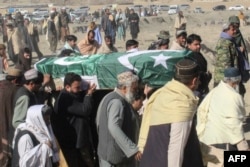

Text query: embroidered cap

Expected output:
[117,71,138,84]
[175,59,199,78]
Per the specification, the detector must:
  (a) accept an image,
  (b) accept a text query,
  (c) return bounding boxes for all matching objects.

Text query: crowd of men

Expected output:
[0,6,250,167]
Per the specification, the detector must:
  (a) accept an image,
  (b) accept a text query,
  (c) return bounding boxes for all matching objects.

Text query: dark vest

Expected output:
[12,130,39,167]
[13,86,37,109]
[97,91,135,165]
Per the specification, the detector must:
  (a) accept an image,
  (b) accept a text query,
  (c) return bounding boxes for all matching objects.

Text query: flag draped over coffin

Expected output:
[35,50,193,89]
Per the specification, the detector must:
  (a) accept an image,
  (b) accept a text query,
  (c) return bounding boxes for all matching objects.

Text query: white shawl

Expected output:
[13,105,60,167]
[196,81,246,145]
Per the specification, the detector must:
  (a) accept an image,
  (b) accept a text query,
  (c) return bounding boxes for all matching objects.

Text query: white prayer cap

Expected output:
[24,69,39,80]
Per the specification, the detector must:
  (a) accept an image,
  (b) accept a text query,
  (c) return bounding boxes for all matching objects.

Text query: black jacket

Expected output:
[51,89,93,149]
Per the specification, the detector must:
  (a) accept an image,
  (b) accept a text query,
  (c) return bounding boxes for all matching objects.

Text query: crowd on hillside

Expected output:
[0,6,250,167]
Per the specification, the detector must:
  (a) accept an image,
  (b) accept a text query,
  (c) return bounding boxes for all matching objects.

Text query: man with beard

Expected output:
[197,67,249,167]
[78,30,99,55]
[128,9,140,40]
[96,71,142,167]
[170,30,187,50]
[51,72,96,167]
[61,35,80,53]
[97,35,118,54]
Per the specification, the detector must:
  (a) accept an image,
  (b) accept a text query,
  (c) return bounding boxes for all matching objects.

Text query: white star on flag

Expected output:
[151,54,172,69]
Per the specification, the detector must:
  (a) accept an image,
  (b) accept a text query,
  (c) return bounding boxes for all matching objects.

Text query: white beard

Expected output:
[235,84,240,93]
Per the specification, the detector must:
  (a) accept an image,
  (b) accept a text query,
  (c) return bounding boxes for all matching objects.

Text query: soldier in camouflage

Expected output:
[214,23,237,86]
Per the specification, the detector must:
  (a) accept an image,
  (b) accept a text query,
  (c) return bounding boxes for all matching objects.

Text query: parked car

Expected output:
[71,9,88,16]
[194,7,204,13]
[168,5,179,15]
[228,5,244,11]
[15,8,29,15]
[213,5,226,11]
[70,13,85,24]
[78,6,90,11]
[32,9,49,15]
[156,5,169,12]
[180,4,190,11]
[133,5,143,10]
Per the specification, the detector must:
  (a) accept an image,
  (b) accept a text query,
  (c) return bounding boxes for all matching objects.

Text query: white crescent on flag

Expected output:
[117,50,162,71]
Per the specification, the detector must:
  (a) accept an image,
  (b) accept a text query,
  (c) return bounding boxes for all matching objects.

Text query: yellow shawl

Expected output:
[77,34,99,55]
[138,79,199,152]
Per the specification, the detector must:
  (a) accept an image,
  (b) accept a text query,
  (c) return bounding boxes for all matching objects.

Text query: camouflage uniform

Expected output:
[214,38,237,85]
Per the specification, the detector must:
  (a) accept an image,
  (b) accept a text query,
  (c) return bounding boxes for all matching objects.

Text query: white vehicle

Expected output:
[32,9,49,15]
[228,5,244,11]
[157,5,169,12]
[168,5,179,15]
[15,8,29,15]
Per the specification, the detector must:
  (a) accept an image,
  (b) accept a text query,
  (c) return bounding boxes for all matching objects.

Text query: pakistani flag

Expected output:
[35,50,193,89]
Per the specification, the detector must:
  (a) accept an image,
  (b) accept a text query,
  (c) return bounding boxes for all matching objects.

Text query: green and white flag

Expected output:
[35,50,193,89]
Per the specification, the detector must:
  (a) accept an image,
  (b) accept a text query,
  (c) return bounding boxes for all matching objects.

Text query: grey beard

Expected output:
[125,87,135,103]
